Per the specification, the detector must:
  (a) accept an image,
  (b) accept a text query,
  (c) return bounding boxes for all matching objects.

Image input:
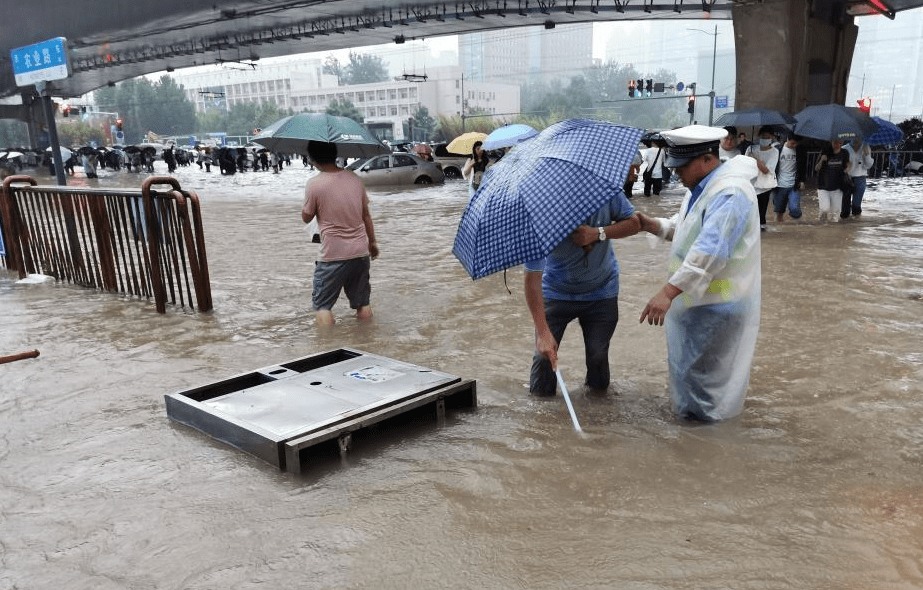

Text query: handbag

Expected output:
[643,148,662,182]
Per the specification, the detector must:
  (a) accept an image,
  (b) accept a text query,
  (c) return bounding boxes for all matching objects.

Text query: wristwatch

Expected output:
[597,226,606,242]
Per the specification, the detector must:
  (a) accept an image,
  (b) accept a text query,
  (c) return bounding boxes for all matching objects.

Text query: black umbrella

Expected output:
[793,104,879,141]
[714,108,797,128]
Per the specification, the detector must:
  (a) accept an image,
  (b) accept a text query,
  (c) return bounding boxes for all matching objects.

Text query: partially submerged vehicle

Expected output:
[347,152,445,187]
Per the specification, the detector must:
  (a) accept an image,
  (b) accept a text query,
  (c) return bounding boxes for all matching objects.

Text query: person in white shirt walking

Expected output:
[842,138,873,219]
[773,134,807,222]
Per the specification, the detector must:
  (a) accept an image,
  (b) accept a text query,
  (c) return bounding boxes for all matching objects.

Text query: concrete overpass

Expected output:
[2,0,922,125]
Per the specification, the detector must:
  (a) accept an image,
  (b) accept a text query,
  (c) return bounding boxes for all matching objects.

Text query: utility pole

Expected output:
[688,25,718,126]
[460,72,466,132]
[708,24,717,127]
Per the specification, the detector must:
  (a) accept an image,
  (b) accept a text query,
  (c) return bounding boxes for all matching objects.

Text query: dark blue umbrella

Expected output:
[864,116,904,146]
[452,119,643,280]
[793,104,879,141]
[714,108,796,128]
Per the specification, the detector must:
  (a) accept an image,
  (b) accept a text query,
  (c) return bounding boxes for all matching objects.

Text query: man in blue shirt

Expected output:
[524,193,640,396]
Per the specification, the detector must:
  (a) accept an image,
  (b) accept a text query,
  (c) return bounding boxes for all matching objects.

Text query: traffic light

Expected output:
[636,79,644,97]
[628,79,636,98]
[687,95,696,114]
[116,118,123,131]
[645,79,653,96]
[857,97,872,114]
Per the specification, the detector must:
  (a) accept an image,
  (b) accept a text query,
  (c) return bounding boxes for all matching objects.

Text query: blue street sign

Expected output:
[715,96,729,109]
[10,37,69,87]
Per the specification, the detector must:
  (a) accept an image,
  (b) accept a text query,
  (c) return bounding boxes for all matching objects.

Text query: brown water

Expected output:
[2,162,922,590]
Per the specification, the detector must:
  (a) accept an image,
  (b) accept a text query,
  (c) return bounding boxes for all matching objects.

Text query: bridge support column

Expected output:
[733,0,858,114]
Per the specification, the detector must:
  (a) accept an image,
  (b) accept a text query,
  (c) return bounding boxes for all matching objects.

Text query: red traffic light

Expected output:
[116,118,123,131]
[857,97,872,114]
[687,95,696,114]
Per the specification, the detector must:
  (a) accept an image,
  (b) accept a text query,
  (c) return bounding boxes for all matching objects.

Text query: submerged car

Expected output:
[432,142,469,179]
[347,152,445,186]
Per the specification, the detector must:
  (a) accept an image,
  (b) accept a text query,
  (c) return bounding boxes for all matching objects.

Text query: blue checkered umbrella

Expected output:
[453,119,643,280]
[864,116,904,146]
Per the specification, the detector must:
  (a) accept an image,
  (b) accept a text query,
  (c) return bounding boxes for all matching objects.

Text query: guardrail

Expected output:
[0,175,212,314]
[806,149,922,180]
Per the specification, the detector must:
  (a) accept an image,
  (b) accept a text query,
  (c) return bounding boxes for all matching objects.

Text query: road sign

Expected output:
[715,95,729,109]
[10,37,69,87]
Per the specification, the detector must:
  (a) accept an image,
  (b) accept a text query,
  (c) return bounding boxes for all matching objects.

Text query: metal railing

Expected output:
[806,149,922,180]
[0,176,212,314]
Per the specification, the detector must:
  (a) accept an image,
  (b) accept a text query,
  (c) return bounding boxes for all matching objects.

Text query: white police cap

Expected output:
[660,125,728,168]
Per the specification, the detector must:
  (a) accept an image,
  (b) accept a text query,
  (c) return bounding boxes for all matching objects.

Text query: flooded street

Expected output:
[2,161,922,589]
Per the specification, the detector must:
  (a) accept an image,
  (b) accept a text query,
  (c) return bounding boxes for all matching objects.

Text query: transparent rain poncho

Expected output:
[654,155,762,421]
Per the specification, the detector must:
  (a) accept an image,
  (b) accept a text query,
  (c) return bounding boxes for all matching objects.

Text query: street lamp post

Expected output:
[688,25,718,126]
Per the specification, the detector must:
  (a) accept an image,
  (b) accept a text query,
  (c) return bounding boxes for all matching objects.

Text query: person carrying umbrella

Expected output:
[637,125,762,422]
[813,139,851,223]
[462,141,490,197]
[301,140,379,326]
[525,173,641,397]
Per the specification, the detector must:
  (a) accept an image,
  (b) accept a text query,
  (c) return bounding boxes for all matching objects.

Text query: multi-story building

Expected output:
[174,57,336,113]
[169,60,520,142]
[460,23,594,84]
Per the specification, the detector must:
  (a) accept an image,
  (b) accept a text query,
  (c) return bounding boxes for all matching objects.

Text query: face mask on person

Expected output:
[759,138,772,147]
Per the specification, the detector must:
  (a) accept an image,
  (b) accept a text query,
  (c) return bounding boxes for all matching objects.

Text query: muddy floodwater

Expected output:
[2,161,922,590]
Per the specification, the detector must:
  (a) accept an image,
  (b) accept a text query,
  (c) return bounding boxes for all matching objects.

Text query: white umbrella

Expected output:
[45,146,72,161]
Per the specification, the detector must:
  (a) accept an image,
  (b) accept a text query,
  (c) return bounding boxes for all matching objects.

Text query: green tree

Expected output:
[93,76,196,144]
[57,119,107,147]
[196,109,228,138]
[325,99,363,123]
[897,117,922,142]
[144,76,197,138]
[225,102,260,137]
[345,52,389,85]
[0,120,29,147]
[408,106,437,142]
[323,56,344,86]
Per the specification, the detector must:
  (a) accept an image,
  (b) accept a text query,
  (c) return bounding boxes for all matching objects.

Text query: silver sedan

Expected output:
[347,152,445,187]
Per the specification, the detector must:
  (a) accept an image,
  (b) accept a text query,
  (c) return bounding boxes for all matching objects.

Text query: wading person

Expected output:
[637,125,762,421]
[462,141,490,197]
[773,134,807,222]
[746,126,779,231]
[814,139,850,223]
[524,189,641,397]
[843,137,873,219]
[301,140,379,326]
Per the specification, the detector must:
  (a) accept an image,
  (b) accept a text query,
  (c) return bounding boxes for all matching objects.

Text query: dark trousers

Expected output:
[530,297,619,396]
[623,179,634,199]
[756,190,772,226]
[643,175,663,197]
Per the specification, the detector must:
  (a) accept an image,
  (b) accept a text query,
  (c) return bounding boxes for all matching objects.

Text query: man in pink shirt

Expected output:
[301,141,379,326]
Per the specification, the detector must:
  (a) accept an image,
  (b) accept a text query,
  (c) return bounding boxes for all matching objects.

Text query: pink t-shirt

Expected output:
[302,169,370,262]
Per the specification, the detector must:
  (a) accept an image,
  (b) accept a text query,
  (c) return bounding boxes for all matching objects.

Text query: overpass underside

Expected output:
[2,0,922,128]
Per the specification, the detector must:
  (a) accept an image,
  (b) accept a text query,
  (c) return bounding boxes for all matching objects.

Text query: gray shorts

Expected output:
[312,256,371,311]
